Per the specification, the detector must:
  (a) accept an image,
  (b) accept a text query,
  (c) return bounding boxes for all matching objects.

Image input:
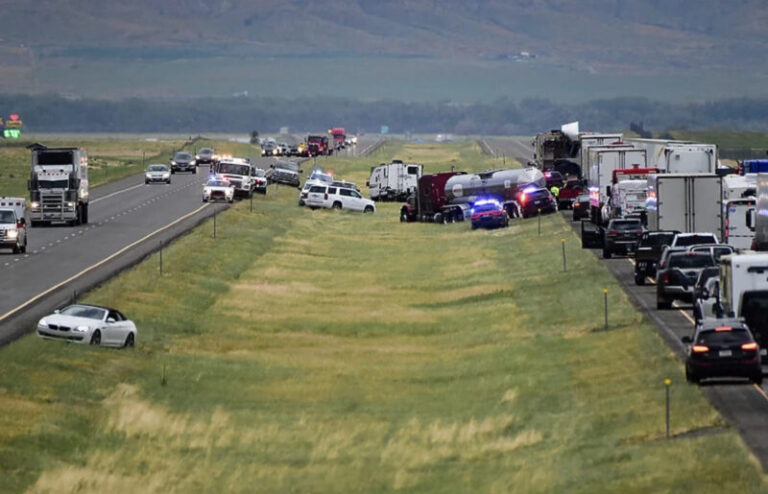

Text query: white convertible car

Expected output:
[37,304,137,347]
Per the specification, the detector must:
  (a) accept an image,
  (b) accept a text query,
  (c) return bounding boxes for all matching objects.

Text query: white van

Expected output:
[306,185,376,213]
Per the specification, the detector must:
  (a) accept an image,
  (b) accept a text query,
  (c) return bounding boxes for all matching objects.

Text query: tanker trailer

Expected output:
[442,167,546,221]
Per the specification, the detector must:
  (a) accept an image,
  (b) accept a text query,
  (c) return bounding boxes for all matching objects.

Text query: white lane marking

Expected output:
[0,203,210,323]
[91,183,145,204]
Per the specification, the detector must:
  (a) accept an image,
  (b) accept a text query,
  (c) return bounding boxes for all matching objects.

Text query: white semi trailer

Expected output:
[646,174,722,237]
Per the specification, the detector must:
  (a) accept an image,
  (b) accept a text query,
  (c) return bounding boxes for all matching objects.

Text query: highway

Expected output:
[481,137,535,165]
[0,137,381,346]
[483,138,768,471]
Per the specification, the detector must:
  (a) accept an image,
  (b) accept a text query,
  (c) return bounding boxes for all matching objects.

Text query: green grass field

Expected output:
[0,141,766,492]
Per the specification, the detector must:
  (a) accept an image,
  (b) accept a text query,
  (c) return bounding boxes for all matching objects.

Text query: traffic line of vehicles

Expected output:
[260,129,357,158]
[559,122,768,386]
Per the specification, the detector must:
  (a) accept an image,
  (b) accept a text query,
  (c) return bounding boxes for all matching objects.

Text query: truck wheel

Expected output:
[332,202,342,210]
[12,244,20,254]
[752,373,763,386]
[20,239,27,254]
[634,270,645,285]
[657,296,671,310]
[81,204,89,224]
[400,210,409,222]
[193,168,197,175]
[364,206,374,213]
[602,248,611,259]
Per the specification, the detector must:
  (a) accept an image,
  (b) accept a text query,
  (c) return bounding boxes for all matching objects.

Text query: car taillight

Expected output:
[662,273,669,283]
[692,345,709,353]
[324,194,328,200]
[636,230,643,234]
[609,230,618,235]
[17,222,23,228]
[741,342,758,351]
[574,203,580,207]
[520,193,527,204]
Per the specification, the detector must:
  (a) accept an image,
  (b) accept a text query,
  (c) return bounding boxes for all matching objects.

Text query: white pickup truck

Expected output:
[0,197,27,254]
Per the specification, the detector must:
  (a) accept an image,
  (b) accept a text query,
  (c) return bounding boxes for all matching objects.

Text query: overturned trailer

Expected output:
[400,167,545,223]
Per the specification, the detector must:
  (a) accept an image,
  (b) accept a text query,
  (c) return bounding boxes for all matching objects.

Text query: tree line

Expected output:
[1,94,767,135]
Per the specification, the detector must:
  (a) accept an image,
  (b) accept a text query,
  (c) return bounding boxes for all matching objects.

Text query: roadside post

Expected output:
[561,238,567,272]
[250,191,253,212]
[213,206,217,239]
[538,209,542,235]
[665,378,671,439]
[159,242,163,275]
[603,288,609,330]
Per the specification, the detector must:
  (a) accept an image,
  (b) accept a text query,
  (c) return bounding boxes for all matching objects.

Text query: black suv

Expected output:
[683,319,762,385]
[633,230,678,284]
[602,218,643,258]
[519,188,557,218]
[195,147,215,165]
[170,151,196,174]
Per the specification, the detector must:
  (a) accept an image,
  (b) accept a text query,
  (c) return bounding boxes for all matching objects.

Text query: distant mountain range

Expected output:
[0,0,766,101]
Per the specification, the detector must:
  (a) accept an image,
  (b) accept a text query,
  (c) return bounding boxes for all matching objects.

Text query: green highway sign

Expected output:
[3,129,21,139]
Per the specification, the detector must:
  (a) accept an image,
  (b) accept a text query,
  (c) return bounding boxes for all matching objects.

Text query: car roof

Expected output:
[687,244,731,250]
[696,318,748,331]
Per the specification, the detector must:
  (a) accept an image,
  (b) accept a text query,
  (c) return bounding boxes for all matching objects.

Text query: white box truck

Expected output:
[718,253,768,353]
[646,174,723,236]
[578,133,623,169]
[367,160,423,201]
[587,146,646,225]
[626,138,716,173]
[724,197,755,251]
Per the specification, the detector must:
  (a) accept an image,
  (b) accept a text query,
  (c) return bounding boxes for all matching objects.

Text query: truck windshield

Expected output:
[37,150,74,165]
[219,163,250,175]
[276,162,298,172]
[642,233,676,246]
[668,254,714,269]
[0,211,15,223]
[610,221,642,230]
[626,192,646,202]
[38,179,69,189]
[675,235,717,246]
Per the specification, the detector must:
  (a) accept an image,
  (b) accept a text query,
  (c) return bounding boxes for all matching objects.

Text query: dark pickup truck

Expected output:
[633,230,679,285]
[602,218,644,258]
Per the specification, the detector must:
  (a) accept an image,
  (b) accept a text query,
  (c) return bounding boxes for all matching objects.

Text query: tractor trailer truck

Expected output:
[28,145,89,226]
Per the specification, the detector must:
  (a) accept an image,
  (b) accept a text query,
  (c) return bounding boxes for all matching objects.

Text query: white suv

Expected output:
[306,185,376,213]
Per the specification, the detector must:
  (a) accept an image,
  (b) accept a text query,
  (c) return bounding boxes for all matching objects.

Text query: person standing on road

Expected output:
[550,185,560,202]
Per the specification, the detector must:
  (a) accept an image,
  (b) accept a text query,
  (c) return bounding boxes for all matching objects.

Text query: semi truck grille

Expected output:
[42,193,64,213]
[0,230,6,240]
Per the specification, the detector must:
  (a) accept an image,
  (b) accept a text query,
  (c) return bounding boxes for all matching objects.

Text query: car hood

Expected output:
[40,314,102,328]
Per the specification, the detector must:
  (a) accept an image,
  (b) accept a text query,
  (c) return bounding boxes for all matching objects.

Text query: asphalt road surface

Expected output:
[0,137,381,346]
[482,137,535,165]
[481,138,768,471]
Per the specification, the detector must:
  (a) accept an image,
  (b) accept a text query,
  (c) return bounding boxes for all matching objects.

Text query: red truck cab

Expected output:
[331,127,346,150]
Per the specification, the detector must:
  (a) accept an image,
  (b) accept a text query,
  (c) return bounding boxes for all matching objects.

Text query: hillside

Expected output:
[0,1,766,102]
[2,0,765,71]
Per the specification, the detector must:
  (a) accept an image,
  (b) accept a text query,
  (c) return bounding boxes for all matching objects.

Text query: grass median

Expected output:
[0,142,765,492]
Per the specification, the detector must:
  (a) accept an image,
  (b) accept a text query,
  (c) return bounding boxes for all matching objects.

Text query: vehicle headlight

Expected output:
[6,229,18,239]
[67,202,75,208]
[204,188,211,194]
[163,173,170,178]
[171,161,177,165]
[39,318,48,327]
[73,325,90,333]
[195,155,200,160]
[30,201,40,209]
[145,173,152,178]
